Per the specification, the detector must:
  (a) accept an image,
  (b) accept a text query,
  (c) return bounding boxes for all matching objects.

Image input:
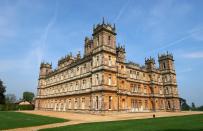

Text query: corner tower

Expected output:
[158,52,180,111]
[36,62,52,110]
[92,18,116,51]
[90,19,118,112]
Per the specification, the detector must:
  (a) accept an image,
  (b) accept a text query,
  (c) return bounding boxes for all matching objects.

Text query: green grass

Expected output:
[0,111,68,130]
[41,114,203,131]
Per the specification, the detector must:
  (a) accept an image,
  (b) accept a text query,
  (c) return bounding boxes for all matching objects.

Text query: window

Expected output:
[84,64,86,71]
[108,36,111,45]
[97,36,99,46]
[108,74,112,85]
[75,98,78,109]
[96,55,99,66]
[160,88,163,94]
[96,96,99,109]
[90,78,92,84]
[144,86,147,94]
[109,96,112,110]
[109,56,112,66]
[76,81,79,90]
[96,74,99,84]
[145,100,148,110]
[168,101,171,109]
[137,72,139,76]
[138,85,141,93]
[82,98,85,109]
[83,80,85,89]
[163,62,166,69]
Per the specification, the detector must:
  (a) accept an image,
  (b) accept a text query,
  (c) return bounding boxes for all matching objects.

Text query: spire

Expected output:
[113,23,116,31]
[93,24,95,30]
[102,17,105,24]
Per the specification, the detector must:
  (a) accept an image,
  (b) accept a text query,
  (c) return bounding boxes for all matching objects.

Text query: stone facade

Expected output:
[35,20,180,113]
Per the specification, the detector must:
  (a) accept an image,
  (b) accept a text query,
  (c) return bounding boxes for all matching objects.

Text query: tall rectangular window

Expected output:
[97,36,99,46]
[96,96,99,109]
[108,36,111,45]
[109,96,112,110]
[108,74,112,85]
[109,56,112,66]
[96,74,99,85]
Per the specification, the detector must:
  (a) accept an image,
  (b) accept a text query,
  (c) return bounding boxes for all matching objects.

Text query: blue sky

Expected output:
[0,0,203,106]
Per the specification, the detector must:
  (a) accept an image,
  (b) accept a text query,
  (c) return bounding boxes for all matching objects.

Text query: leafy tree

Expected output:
[180,98,190,111]
[5,94,16,104]
[0,79,6,104]
[23,92,35,102]
[191,102,196,110]
[197,106,203,111]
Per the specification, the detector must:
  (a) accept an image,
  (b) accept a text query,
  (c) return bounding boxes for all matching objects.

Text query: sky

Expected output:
[0,0,203,106]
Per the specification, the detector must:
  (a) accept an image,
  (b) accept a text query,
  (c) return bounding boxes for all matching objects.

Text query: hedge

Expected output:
[0,104,34,111]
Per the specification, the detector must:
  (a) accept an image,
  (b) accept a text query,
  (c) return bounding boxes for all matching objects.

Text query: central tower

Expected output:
[92,18,116,50]
[90,19,118,112]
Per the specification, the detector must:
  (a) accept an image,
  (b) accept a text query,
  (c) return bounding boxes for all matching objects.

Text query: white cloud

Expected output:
[191,26,203,41]
[0,1,58,72]
[113,0,130,23]
[177,67,193,74]
[183,52,203,59]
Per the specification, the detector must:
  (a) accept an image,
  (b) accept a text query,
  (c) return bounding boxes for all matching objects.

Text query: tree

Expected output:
[0,79,6,104]
[23,92,35,102]
[180,98,190,111]
[197,106,203,111]
[191,102,196,110]
[5,94,16,104]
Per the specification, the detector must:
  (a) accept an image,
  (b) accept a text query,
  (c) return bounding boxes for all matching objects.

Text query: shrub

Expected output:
[18,105,34,110]
[0,104,34,111]
[0,104,6,111]
[5,104,19,111]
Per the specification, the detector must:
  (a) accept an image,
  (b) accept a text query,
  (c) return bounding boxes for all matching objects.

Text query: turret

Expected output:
[158,52,179,111]
[39,62,52,79]
[116,44,126,63]
[76,51,81,60]
[84,37,93,56]
[158,52,174,71]
[145,57,155,70]
[92,18,117,50]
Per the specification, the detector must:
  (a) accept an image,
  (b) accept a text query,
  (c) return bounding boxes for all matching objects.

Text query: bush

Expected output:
[18,105,34,110]
[0,104,34,111]
[0,104,6,111]
[5,104,19,111]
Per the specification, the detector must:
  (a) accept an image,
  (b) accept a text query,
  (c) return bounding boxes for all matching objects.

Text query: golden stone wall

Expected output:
[35,21,180,113]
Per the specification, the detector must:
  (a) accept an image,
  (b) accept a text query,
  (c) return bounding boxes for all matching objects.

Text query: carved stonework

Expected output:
[35,20,180,113]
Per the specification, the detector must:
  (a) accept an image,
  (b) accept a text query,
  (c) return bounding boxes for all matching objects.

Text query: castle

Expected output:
[35,19,180,113]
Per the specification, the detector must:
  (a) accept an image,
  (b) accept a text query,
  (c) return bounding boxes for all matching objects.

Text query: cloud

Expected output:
[149,26,203,54]
[190,27,203,41]
[0,1,58,72]
[177,67,193,74]
[113,0,130,23]
[183,52,203,59]
[31,0,58,64]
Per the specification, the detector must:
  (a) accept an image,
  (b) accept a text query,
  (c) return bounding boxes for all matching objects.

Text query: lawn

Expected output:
[0,111,68,130]
[41,114,203,131]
